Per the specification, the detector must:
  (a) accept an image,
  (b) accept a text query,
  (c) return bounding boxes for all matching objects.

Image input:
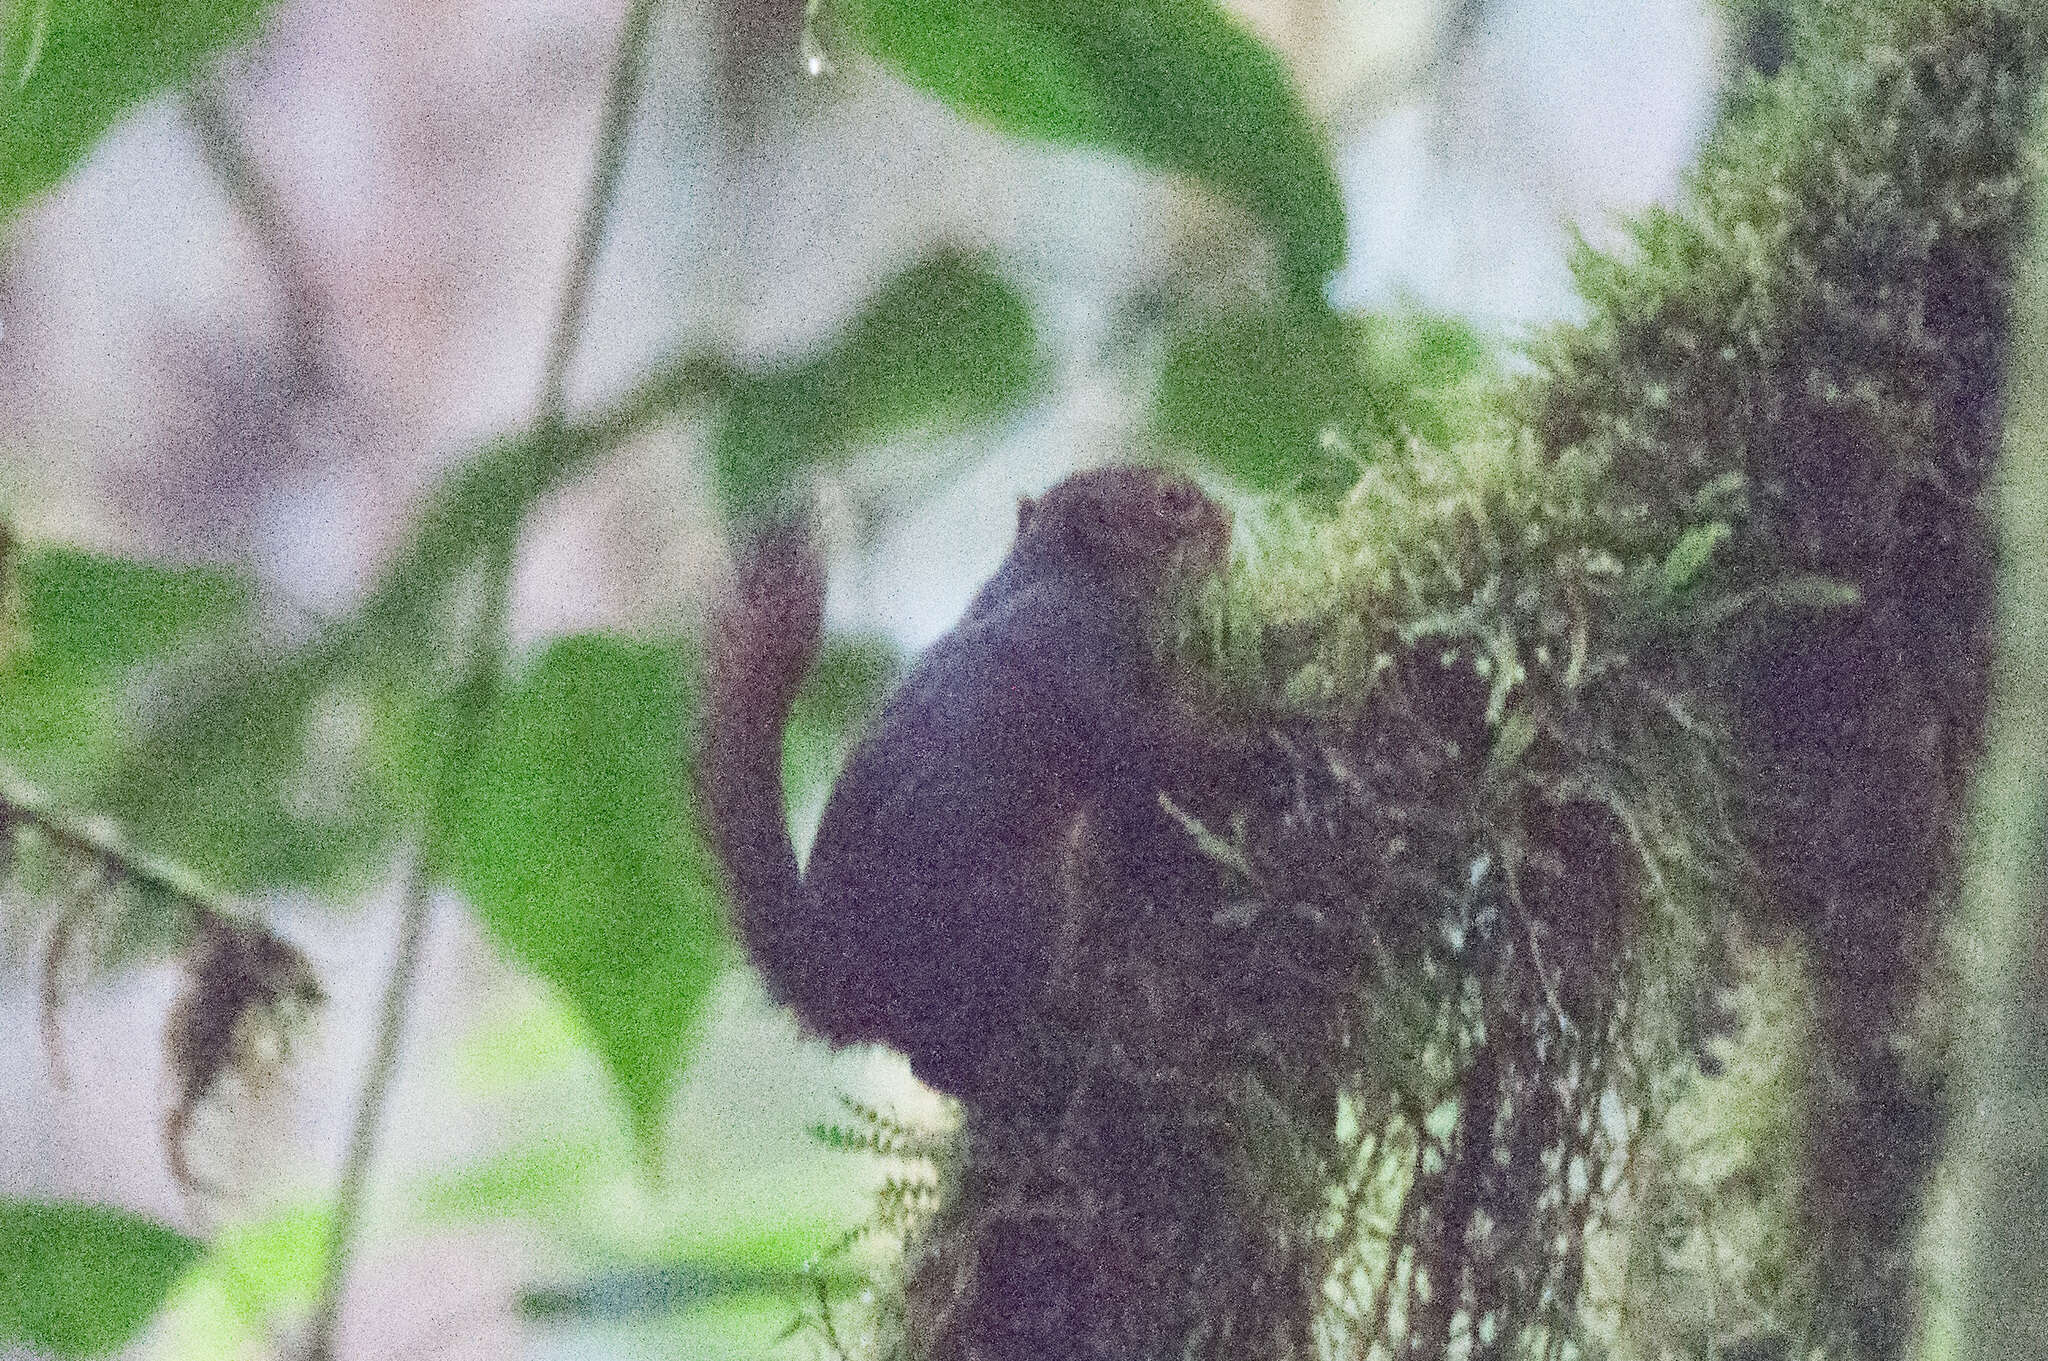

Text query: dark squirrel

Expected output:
[699,466,1232,1100]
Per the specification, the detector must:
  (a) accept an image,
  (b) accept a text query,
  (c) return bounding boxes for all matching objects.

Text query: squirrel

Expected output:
[698,466,1233,1101]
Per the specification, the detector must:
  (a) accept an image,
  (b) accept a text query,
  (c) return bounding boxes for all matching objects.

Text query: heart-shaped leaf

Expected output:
[447,635,727,1163]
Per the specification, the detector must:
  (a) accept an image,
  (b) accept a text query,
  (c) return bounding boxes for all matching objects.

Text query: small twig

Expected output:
[183,78,334,405]
[357,345,730,643]
[37,860,112,1088]
[0,767,229,918]
[300,2,666,1354]
[1498,852,1574,1039]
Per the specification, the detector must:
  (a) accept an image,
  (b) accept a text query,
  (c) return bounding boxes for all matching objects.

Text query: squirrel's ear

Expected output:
[1015,495,1038,533]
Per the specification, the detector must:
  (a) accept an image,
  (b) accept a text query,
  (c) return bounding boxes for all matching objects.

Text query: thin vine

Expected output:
[299,1,665,1353]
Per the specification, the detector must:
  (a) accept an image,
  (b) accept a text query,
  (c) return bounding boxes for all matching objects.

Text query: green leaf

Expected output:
[4,349,728,897]
[1155,305,1490,496]
[82,357,730,894]
[0,546,426,893]
[1355,310,1489,448]
[1488,712,1539,774]
[359,346,733,648]
[448,635,728,1162]
[1,0,281,220]
[0,547,253,778]
[0,1199,201,1357]
[155,1204,328,1361]
[1688,573,1865,637]
[350,349,729,646]
[417,1139,607,1222]
[1756,572,1862,614]
[1154,301,1374,495]
[98,649,432,891]
[712,250,1040,520]
[1663,521,1732,595]
[520,1220,866,1322]
[196,1204,327,1319]
[8,547,248,668]
[520,1252,864,1322]
[831,0,1344,294]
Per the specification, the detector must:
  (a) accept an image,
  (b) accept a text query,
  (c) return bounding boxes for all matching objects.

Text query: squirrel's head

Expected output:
[1013,466,1231,590]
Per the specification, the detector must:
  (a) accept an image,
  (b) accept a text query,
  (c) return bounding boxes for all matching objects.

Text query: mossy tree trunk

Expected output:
[856,4,2048,1358]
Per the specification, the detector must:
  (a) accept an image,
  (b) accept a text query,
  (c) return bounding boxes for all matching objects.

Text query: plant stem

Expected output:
[536,0,663,433]
[300,1,665,1352]
[301,542,512,1361]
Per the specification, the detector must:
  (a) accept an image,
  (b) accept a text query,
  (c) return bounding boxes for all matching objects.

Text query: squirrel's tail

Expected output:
[698,522,830,1025]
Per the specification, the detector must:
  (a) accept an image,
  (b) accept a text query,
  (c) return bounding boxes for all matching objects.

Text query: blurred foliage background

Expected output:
[12,0,2023,1358]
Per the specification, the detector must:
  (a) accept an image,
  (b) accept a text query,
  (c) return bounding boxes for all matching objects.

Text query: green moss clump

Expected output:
[1533,4,2045,1352]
